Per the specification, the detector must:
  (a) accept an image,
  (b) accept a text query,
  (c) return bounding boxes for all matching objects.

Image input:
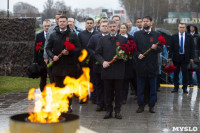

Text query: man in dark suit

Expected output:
[78,17,99,104]
[95,20,127,119]
[169,23,194,93]
[133,16,163,113]
[46,16,81,112]
[34,19,51,92]
[88,22,108,111]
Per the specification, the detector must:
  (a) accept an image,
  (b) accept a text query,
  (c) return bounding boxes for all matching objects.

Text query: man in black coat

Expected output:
[169,23,194,93]
[88,22,108,111]
[95,20,127,119]
[134,16,163,113]
[46,16,81,112]
[34,19,51,92]
[78,17,99,104]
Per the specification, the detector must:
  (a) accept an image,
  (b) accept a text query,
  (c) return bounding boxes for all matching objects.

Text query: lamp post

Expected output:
[7,0,9,18]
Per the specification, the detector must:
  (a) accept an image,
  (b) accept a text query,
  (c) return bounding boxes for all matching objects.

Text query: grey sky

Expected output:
[0,0,123,12]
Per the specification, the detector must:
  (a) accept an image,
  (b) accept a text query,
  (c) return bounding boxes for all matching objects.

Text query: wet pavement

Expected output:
[0,86,200,133]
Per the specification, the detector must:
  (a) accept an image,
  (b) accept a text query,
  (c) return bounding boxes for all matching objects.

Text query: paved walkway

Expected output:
[0,86,200,133]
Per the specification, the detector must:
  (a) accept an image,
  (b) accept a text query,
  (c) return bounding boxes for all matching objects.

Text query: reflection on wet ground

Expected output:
[0,86,200,133]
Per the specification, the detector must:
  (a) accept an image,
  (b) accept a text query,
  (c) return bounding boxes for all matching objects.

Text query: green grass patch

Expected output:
[0,76,44,95]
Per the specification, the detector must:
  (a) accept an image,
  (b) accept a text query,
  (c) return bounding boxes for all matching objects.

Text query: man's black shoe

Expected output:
[96,106,104,111]
[171,88,178,93]
[136,106,144,113]
[183,89,188,94]
[115,113,122,119]
[149,107,155,113]
[103,112,112,119]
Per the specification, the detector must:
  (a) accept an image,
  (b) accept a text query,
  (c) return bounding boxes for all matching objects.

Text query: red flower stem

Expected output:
[108,55,118,65]
[143,42,160,56]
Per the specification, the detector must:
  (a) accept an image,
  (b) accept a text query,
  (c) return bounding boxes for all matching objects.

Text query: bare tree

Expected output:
[13,2,39,17]
[43,0,56,19]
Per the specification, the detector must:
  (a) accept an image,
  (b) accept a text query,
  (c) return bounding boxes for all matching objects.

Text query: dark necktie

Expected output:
[180,34,183,54]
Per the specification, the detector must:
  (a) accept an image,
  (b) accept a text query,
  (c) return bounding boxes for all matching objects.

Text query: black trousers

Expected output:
[40,69,47,92]
[54,76,72,106]
[173,55,189,90]
[47,67,55,84]
[104,79,123,113]
[94,73,104,107]
[121,79,129,102]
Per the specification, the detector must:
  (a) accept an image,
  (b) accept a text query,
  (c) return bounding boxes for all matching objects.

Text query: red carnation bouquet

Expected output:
[35,42,43,51]
[164,61,176,73]
[143,36,166,56]
[108,40,137,65]
[47,37,75,68]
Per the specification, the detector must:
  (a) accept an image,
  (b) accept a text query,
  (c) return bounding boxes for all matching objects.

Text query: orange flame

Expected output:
[28,49,93,123]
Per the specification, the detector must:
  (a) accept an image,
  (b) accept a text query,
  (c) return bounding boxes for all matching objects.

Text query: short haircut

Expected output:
[120,23,128,29]
[43,19,51,24]
[68,17,75,22]
[135,18,142,22]
[107,20,118,26]
[85,17,94,23]
[143,16,152,21]
[55,13,62,16]
[59,15,68,20]
[178,23,186,27]
[112,15,120,20]
[100,22,108,26]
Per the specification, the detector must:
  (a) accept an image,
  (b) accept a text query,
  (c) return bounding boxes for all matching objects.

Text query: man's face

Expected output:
[178,24,186,33]
[112,17,120,26]
[190,26,195,32]
[136,19,143,29]
[55,15,61,25]
[43,22,51,32]
[142,18,152,30]
[68,21,75,29]
[58,18,68,30]
[100,23,108,34]
[108,23,118,35]
[85,20,94,31]
[126,22,132,31]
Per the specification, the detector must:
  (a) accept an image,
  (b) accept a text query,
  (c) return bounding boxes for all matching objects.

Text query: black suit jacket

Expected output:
[169,33,195,63]
[34,31,46,67]
[95,34,127,79]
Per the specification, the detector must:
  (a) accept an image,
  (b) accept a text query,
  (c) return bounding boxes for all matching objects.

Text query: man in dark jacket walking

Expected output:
[46,16,81,112]
[88,22,108,111]
[134,16,163,113]
[95,20,127,119]
[34,19,51,92]
[186,23,200,88]
[169,23,194,93]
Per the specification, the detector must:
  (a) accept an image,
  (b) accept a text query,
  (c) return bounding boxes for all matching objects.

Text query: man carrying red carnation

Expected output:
[133,16,163,113]
[34,19,51,92]
[46,16,81,112]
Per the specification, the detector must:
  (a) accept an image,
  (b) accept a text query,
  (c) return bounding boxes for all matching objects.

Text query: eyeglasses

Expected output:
[87,22,93,24]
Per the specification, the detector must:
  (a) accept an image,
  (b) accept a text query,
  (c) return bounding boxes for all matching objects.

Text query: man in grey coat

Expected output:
[95,20,127,119]
[43,13,62,83]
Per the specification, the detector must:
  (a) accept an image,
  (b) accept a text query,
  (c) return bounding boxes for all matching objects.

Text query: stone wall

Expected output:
[0,18,35,76]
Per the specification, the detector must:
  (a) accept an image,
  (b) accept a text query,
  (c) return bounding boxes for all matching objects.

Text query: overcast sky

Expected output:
[0,0,123,12]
